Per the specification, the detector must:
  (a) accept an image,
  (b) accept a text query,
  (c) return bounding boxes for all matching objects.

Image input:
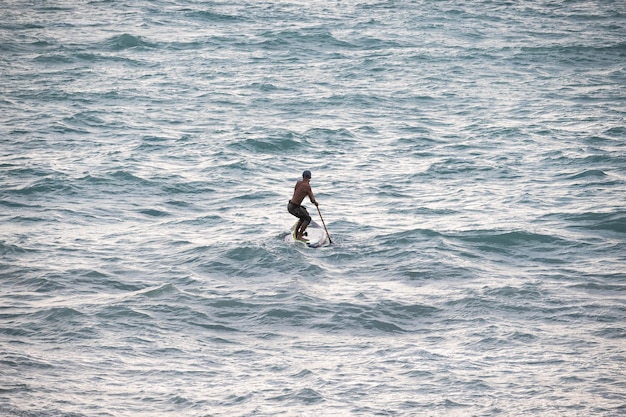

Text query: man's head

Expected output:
[302,170,312,179]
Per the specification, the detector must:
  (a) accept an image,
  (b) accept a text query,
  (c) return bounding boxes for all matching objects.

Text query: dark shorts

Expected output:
[288,201,311,224]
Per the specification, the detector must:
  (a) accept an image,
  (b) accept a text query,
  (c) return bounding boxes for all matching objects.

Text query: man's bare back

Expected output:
[291,179,315,206]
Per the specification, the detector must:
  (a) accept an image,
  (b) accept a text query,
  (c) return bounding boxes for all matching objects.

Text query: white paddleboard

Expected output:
[284,220,330,248]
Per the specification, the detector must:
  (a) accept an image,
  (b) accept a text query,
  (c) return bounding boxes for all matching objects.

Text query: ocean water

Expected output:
[1,0,625,415]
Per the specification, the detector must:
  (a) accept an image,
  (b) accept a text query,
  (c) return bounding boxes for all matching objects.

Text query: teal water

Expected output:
[1,1,625,416]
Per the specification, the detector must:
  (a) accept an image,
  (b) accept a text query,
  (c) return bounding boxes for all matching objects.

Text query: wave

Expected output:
[199,293,441,334]
[227,134,304,154]
[425,158,502,176]
[186,9,244,23]
[561,169,608,180]
[43,273,444,336]
[0,353,53,370]
[257,29,355,51]
[453,229,569,247]
[137,208,171,217]
[105,33,155,51]
[109,170,155,186]
[314,300,440,333]
[5,176,79,197]
[33,306,84,321]
[515,42,626,67]
[561,211,626,234]
[376,227,443,245]
[0,242,38,256]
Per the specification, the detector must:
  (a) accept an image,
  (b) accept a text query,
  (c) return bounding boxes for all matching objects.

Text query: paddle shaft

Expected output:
[316,205,332,244]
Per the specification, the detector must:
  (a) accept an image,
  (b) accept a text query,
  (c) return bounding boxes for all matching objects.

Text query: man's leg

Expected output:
[294,219,303,237]
[297,220,309,240]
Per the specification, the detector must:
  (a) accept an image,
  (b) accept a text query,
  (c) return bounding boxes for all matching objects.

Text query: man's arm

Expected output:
[308,187,318,206]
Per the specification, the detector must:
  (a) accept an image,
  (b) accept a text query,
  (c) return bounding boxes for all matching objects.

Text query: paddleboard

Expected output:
[284,220,330,248]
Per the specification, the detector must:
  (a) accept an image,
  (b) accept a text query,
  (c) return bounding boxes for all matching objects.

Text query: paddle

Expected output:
[316,204,333,244]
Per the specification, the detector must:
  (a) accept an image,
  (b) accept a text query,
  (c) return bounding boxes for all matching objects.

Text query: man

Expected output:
[287,170,318,241]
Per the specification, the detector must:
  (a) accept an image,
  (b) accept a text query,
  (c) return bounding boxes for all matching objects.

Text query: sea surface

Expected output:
[1,1,625,416]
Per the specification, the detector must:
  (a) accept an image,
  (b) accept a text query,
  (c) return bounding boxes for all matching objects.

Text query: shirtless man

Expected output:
[287,170,318,241]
